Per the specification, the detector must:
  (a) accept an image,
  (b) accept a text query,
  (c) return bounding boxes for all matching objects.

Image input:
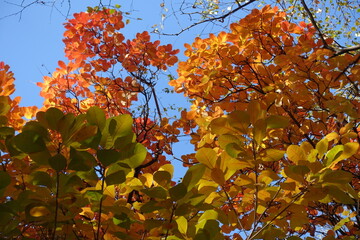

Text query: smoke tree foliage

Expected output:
[0,1,359,240]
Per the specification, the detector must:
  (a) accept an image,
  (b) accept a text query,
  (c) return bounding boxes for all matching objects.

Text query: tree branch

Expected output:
[160,0,257,36]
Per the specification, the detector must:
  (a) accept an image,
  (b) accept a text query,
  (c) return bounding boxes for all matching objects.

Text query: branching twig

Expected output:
[160,0,257,36]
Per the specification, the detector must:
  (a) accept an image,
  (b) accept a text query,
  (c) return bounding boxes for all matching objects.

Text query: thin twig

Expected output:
[247,189,307,240]
[160,0,257,36]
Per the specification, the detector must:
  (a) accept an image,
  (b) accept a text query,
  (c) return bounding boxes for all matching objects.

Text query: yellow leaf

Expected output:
[257,189,271,201]
[327,142,359,168]
[253,119,267,146]
[176,216,188,236]
[286,145,306,164]
[263,149,285,161]
[196,148,217,168]
[139,173,153,188]
[234,173,255,186]
[325,132,339,142]
[316,138,328,158]
[159,163,174,177]
[30,206,50,217]
[128,178,143,191]
[256,204,267,214]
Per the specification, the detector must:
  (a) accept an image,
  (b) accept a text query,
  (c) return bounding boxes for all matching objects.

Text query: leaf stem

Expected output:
[164,203,176,240]
[52,171,60,240]
[96,168,105,240]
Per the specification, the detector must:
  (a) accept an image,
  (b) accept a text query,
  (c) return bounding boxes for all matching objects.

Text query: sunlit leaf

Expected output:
[287,145,307,164]
[29,206,50,217]
[176,216,188,236]
[196,148,217,168]
[182,164,206,190]
[253,119,266,145]
[86,106,106,130]
[263,149,285,161]
[126,143,147,168]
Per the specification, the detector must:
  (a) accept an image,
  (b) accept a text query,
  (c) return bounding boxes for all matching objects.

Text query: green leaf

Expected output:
[327,185,354,204]
[97,149,121,167]
[0,96,10,115]
[196,148,217,168]
[13,131,46,153]
[141,186,167,199]
[68,147,97,171]
[114,134,136,150]
[22,121,49,140]
[321,169,352,184]
[141,200,164,213]
[324,145,344,166]
[316,138,328,158]
[266,115,289,128]
[105,170,126,185]
[0,116,8,127]
[85,190,103,202]
[284,165,310,182]
[196,219,221,240]
[70,125,98,143]
[169,183,187,201]
[113,212,132,229]
[31,171,52,188]
[182,164,206,190]
[0,171,11,189]
[48,153,67,171]
[225,143,245,158]
[45,107,64,130]
[76,169,99,183]
[126,143,147,168]
[0,127,14,137]
[144,218,164,230]
[29,150,51,166]
[154,171,171,186]
[334,217,350,231]
[86,106,106,130]
[109,114,133,138]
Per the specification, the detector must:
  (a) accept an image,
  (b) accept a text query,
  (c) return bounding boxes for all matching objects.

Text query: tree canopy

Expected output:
[0,1,359,240]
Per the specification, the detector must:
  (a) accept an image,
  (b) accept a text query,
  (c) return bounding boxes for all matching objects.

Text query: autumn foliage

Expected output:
[0,5,359,240]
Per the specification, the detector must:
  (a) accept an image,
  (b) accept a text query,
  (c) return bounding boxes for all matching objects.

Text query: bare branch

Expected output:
[160,0,257,36]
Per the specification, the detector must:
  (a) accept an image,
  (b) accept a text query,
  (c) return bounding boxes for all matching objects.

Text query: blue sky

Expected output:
[0,0,202,179]
[0,1,188,106]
